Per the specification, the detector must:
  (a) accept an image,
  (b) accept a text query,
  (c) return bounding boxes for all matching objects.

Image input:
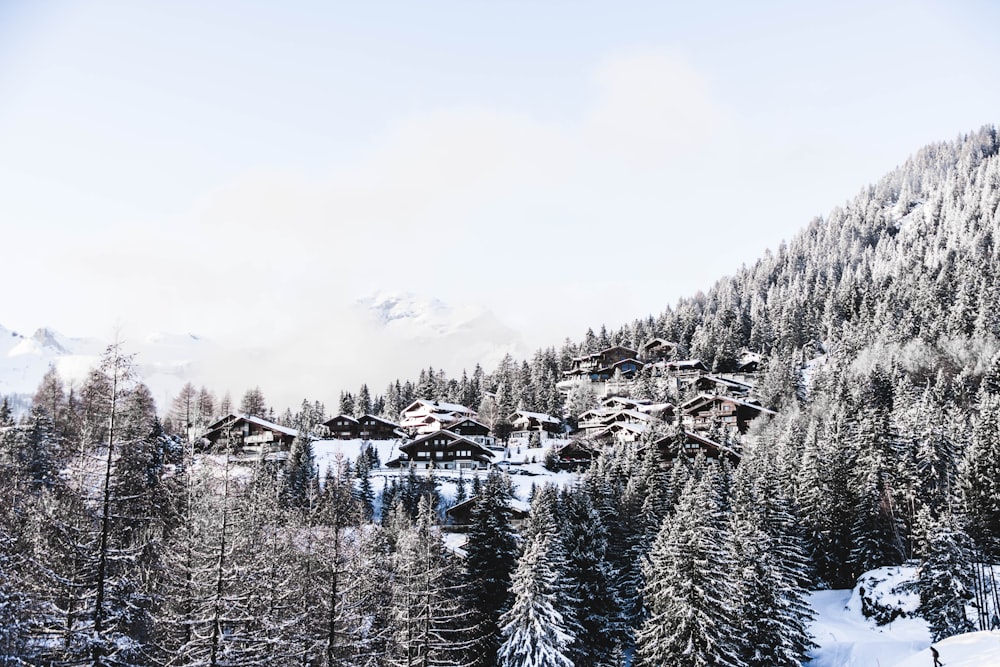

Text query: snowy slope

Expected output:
[807,565,1000,666]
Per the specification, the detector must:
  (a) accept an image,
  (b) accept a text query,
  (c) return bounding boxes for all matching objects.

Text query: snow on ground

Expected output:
[807,564,1000,666]
[311,437,582,508]
[807,587,929,667]
[892,631,1000,667]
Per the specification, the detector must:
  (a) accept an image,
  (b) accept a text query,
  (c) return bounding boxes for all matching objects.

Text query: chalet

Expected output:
[600,396,674,418]
[550,440,600,470]
[357,414,404,440]
[400,399,477,435]
[693,375,755,397]
[509,410,562,440]
[397,430,493,471]
[652,430,741,464]
[199,414,298,458]
[589,421,648,444]
[665,359,709,375]
[564,345,640,379]
[445,418,496,449]
[445,495,530,527]
[323,414,359,440]
[737,351,764,373]
[638,337,678,362]
[680,393,776,434]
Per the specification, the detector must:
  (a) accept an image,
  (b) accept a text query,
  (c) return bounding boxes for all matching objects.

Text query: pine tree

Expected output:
[916,509,976,642]
[635,470,744,667]
[497,533,574,667]
[464,469,519,667]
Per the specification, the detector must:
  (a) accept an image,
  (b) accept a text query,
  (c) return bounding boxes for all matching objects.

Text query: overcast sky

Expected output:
[2,1,999,403]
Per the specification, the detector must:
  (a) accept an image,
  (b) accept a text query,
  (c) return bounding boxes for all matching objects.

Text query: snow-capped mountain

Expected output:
[0,324,211,412]
[355,290,528,371]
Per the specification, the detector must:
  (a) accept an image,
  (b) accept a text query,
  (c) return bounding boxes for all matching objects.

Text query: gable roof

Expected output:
[201,414,299,440]
[400,399,476,415]
[681,393,776,416]
[398,430,493,457]
[324,414,359,425]
[509,410,560,425]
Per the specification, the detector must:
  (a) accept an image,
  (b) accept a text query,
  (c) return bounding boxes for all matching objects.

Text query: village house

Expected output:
[445,495,530,528]
[550,440,600,470]
[445,418,497,449]
[323,414,359,439]
[638,337,679,362]
[693,374,755,397]
[357,414,405,440]
[652,430,741,464]
[563,345,641,380]
[395,430,493,471]
[199,414,298,459]
[680,393,776,434]
[509,410,562,440]
[399,399,477,435]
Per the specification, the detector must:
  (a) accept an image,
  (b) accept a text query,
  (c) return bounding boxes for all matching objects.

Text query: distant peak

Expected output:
[30,327,69,354]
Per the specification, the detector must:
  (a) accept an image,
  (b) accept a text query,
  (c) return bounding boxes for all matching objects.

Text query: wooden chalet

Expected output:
[551,440,600,470]
[397,430,493,471]
[639,337,678,362]
[400,399,477,435]
[600,396,674,418]
[693,375,755,397]
[200,414,298,458]
[589,421,648,444]
[357,414,404,440]
[680,393,776,434]
[509,410,562,439]
[445,418,496,449]
[323,414,359,439]
[652,430,741,464]
[665,359,709,375]
[445,495,530,527]
[737,351,764,373]
[564,345,640,379]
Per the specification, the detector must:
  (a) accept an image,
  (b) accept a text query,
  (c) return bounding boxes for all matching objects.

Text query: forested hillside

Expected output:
[1,127,999,665]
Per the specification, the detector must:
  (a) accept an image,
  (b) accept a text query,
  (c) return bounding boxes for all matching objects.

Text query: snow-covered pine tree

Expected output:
[464,469,519,667]
[915,508,976,641]
[497,533,573,667]
[635,467,744,667]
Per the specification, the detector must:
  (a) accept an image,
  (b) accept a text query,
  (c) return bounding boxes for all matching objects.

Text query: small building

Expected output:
[357,414,404,440]
[564,345,640,379]
[550,440,600,470]
[445,418,497,449]
[445,495,530,527]
[323,414,359,440]
[639,337,678,362]
[693,375,755,397]
[199,414,298,458]
[397,430,493,470]
[665,359,710,375]
[400,399,477,435]
[680,393,776,434]
[509,410,562,440]
[652,430,741,464]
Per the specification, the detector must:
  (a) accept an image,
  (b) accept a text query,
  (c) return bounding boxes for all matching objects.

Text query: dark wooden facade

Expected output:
[681,394,776,434]
[324,414,359,439]
[398,430,493,470]
[200,414,298,456]
[357,414,403,440]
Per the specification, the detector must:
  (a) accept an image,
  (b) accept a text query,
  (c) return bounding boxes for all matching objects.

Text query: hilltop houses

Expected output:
[509,410,562,440]
[680,393,776,434]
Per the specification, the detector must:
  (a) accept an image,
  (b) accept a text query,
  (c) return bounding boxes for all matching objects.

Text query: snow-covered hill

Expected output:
[807,565,1000,666]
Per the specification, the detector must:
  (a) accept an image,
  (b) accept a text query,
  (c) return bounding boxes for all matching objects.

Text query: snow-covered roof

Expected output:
[509,410,560,424]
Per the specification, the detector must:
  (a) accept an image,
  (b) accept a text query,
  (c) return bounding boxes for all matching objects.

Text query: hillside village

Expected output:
[194,340,776,480]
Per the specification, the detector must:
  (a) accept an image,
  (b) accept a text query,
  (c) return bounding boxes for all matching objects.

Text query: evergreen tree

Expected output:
[497,533,574,667]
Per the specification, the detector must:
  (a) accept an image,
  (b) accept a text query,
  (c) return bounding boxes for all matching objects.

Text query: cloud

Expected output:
[583,50,724,165]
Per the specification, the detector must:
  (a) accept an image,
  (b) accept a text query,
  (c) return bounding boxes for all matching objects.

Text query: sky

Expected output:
[2,0,1000,406]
